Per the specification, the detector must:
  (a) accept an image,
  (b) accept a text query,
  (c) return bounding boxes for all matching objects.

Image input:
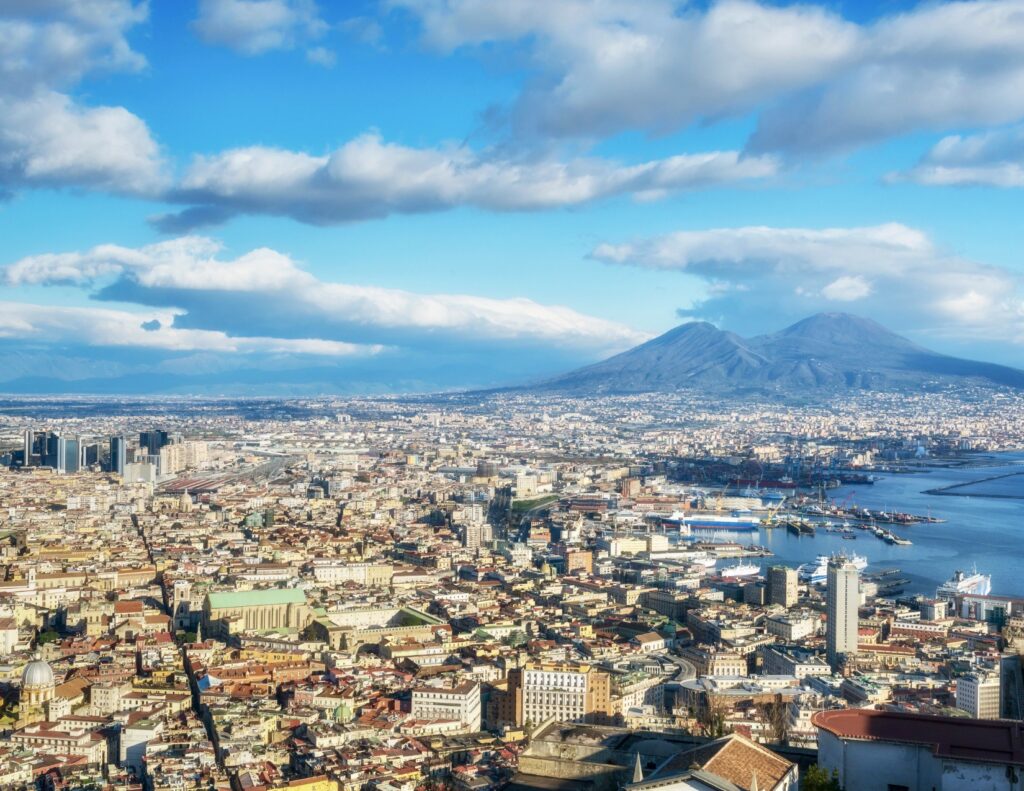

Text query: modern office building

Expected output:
[22,429,34,466]
[139,430,169,454]
[826,557,859,671]
[58,437,80,474]
[956,672,1001,719]
[109,436,127,475]
[768,565,798,608]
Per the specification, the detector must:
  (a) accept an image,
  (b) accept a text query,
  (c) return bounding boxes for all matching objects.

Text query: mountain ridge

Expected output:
[530,312,1024,395]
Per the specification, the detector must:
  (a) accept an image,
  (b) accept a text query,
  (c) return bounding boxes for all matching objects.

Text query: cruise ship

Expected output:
[936,569,991,599]
[663,509,762,532]
[797,553,868,584]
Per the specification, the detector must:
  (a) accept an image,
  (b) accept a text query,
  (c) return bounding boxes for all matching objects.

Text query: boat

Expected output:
[797,553,868,584]
[720,562,759,577]
[936,568,991,599]
[665,509,762,532]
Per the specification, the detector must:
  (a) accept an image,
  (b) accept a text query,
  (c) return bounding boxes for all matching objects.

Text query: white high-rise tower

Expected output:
[826,557,859,671]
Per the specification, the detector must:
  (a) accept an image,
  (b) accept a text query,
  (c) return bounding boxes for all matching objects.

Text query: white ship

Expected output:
[936,568,991,599]
[720,562,760,577]
[797,553,868,584]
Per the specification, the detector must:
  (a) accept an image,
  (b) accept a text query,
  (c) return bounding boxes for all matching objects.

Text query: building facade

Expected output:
[826,558,859,671]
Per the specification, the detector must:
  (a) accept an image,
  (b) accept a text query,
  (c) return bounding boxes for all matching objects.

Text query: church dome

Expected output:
[22,653,54,688]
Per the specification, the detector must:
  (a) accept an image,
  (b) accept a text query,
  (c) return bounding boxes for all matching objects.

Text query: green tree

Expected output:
[36,629,59,645]
[802,765,843,791]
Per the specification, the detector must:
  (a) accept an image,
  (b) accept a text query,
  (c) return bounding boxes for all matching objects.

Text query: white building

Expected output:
[410,681,481,732]
[815,709,1024,791]
[957,672,1001,719]
[765,612,818,642]
[520,662,609,725]
[826,558,859,671]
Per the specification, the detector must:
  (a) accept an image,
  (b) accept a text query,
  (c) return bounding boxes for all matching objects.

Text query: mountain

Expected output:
[533,312,1024,395]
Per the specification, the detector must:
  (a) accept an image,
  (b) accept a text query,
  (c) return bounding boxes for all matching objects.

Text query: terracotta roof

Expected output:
[647,733,793,791]
[813,709,1024,766]
[699,735,793,791]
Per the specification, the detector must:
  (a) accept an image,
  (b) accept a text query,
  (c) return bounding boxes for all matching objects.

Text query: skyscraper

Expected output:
[110,436,127,475]
[139,430,169,453]
[768,566,798,608]
[41,432,60,469]
[826,557,859,671]
[22,429,34,467]
[61,438,80,474]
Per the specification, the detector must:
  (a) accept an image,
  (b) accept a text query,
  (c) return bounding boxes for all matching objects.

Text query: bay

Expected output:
[756,451,1024,597]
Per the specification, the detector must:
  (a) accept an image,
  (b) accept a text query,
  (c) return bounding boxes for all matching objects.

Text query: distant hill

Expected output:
[532,312,1024,395]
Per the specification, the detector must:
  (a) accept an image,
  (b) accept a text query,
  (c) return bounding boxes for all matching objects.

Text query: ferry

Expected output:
[936,569,991,599]
[798,553,868,584]
[663,509,762,532]
[720,562,760,578]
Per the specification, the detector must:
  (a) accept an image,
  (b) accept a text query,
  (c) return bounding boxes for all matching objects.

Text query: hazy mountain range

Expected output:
[531,313,1024,396]
[1,313,1020,398]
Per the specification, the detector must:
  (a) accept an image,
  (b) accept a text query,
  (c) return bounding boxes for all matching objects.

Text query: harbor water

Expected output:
[715,452,1024,597]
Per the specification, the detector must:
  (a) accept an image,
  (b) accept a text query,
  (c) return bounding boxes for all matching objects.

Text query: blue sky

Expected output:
[1,0,1023,394]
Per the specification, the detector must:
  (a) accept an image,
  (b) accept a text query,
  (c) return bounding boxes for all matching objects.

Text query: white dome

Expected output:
[22,655,54,688]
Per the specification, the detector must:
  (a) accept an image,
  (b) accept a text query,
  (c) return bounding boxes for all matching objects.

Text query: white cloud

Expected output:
[591,223,933,275]
[396,0,859,138]
[397,0,1024,156]
[0,301,379,356]
[894,125,1024,187]
[305,45,336,67]
[0,1,165,196]
[0,91,165,195]
[193,0,327,55]
[4,237,648,354]
[0,0,148,90]
[821,275,872,302]
[751,2,1024,154]
[591,223,1024,344]
[155,131,776,229]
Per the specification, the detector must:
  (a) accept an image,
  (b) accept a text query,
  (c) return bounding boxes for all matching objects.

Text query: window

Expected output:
[887,785,910,791]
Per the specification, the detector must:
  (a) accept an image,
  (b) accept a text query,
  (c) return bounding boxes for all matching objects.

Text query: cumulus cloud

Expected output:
[397,0,1024,156]
[0,1,166,196]
[0,91,165,195]
[396,0,859,139]
[591,223,1024,344]
[820,275,873,302]
[0,0,148,90]
[193,0,329,55]
[4,237,648,354]
[750,2,1024,154]
[894,125,1024,187]
[154,131,776,229]
[0,301,378,357]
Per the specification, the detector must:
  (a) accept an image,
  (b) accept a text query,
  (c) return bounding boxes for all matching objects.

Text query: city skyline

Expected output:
[2,0,1024,394]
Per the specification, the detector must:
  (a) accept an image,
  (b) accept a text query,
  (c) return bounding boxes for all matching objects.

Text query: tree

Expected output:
[36,629,59,645]
[696,694,730,739]
[802,765,843,791]
[755,694,790,744]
